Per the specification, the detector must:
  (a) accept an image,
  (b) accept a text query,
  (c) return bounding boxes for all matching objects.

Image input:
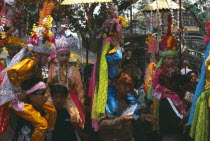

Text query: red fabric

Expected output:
[0,103,10,134]
[70,92,86,124]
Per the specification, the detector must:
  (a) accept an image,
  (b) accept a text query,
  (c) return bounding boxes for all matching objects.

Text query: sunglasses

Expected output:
[32,90,46,95]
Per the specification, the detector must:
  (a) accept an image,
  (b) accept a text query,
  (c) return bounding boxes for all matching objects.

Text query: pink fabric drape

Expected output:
[88,55,98,98]
[70,91,86,124]
[152,67,185,114]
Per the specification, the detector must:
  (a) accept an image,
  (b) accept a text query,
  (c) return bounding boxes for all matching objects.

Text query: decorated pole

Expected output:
[178,0,182,68]
[129,0,134,81]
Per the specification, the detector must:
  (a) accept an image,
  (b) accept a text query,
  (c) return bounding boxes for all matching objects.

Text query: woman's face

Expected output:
[116,83,131,96]
[52,93,67,109]
[163,56,177,67]
[57,51,70,64]
[29,89,47,107]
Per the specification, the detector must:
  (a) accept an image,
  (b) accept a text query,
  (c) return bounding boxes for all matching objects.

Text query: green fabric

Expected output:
[190,90,210,141]
[147,83,153,101]
[91,42,110,119]
[160,50,178,57]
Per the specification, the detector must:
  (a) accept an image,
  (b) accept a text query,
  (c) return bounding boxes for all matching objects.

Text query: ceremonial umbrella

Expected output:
[61,0,112,5]
[141,0,184,12]
[141,0,185,68]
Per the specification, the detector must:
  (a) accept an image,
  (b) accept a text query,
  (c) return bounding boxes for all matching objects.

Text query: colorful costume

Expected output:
[15,81,56,141]
[0,36,23,139]
[188,22,210,141]
[98,96,133,141]
[151,15,185,133]
[46,35,85,128]
[91,5,140,134]
[0,1,56,140]
[105,46,140,118]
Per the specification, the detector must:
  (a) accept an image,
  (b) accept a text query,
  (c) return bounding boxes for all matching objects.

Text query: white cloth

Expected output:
[181,68,192,75]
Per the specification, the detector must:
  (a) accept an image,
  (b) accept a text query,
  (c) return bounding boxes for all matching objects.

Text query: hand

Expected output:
[120,114,133,122]
[72,122,80,130]
[80,97,85,105]
[165,89,175,94]
[123,51,131,60]
[143,114,157,123]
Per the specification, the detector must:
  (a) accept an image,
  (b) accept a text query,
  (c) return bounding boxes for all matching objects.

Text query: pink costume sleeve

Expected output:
[152,68,167,100]
[71,67,84,100]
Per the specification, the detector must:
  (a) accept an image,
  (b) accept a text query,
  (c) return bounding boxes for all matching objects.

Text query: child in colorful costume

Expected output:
[46,35,85,129]
[15,77,55,141]
[0,1,56,141]
[151,15,187,137]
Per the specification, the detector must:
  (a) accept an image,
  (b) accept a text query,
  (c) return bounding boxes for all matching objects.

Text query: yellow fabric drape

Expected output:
[42,103,56,130]
[92,41,110,119]
[190,91,210,141]
[14,103,56,141]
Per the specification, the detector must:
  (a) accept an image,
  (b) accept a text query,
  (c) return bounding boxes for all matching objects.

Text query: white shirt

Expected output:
[181,68,192,75]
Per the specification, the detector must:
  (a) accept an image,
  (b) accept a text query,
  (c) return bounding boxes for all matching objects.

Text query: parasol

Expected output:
[141,0,184,12]
[61,0,112,5]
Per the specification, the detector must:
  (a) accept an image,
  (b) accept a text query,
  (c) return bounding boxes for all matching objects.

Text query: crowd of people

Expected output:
[0,1,208,141]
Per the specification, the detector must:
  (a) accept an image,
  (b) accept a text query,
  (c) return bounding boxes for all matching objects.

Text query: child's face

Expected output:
[163,56,177,67]
[190,73,198,82]
[57,51,70,64]
[52,93,67,109]
[29,89,46,107]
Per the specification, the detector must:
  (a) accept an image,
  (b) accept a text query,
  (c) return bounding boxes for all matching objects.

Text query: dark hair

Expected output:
[21,77,43,91]
[116,73,133,85]
[50,84,68,97]
[171,74,191,87]
[21,77,44,105]
[187,71,198,76]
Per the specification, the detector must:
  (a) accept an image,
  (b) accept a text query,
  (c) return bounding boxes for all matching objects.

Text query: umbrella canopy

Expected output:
[141,0,185,12]
[61,0,112,5]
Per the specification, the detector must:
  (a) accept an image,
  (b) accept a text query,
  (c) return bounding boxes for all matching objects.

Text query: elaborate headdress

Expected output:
[159,15,179,57]
[146,33,159,56]
[27,1,55,55]
[0,1,54,106]
[55,35,78,54]
[103,3,128,40]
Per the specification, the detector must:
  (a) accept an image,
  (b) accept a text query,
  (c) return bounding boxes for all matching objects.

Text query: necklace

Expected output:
[58,63,69,89]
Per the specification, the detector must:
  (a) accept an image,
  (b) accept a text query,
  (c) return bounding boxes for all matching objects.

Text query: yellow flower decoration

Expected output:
[117,16,128,27]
